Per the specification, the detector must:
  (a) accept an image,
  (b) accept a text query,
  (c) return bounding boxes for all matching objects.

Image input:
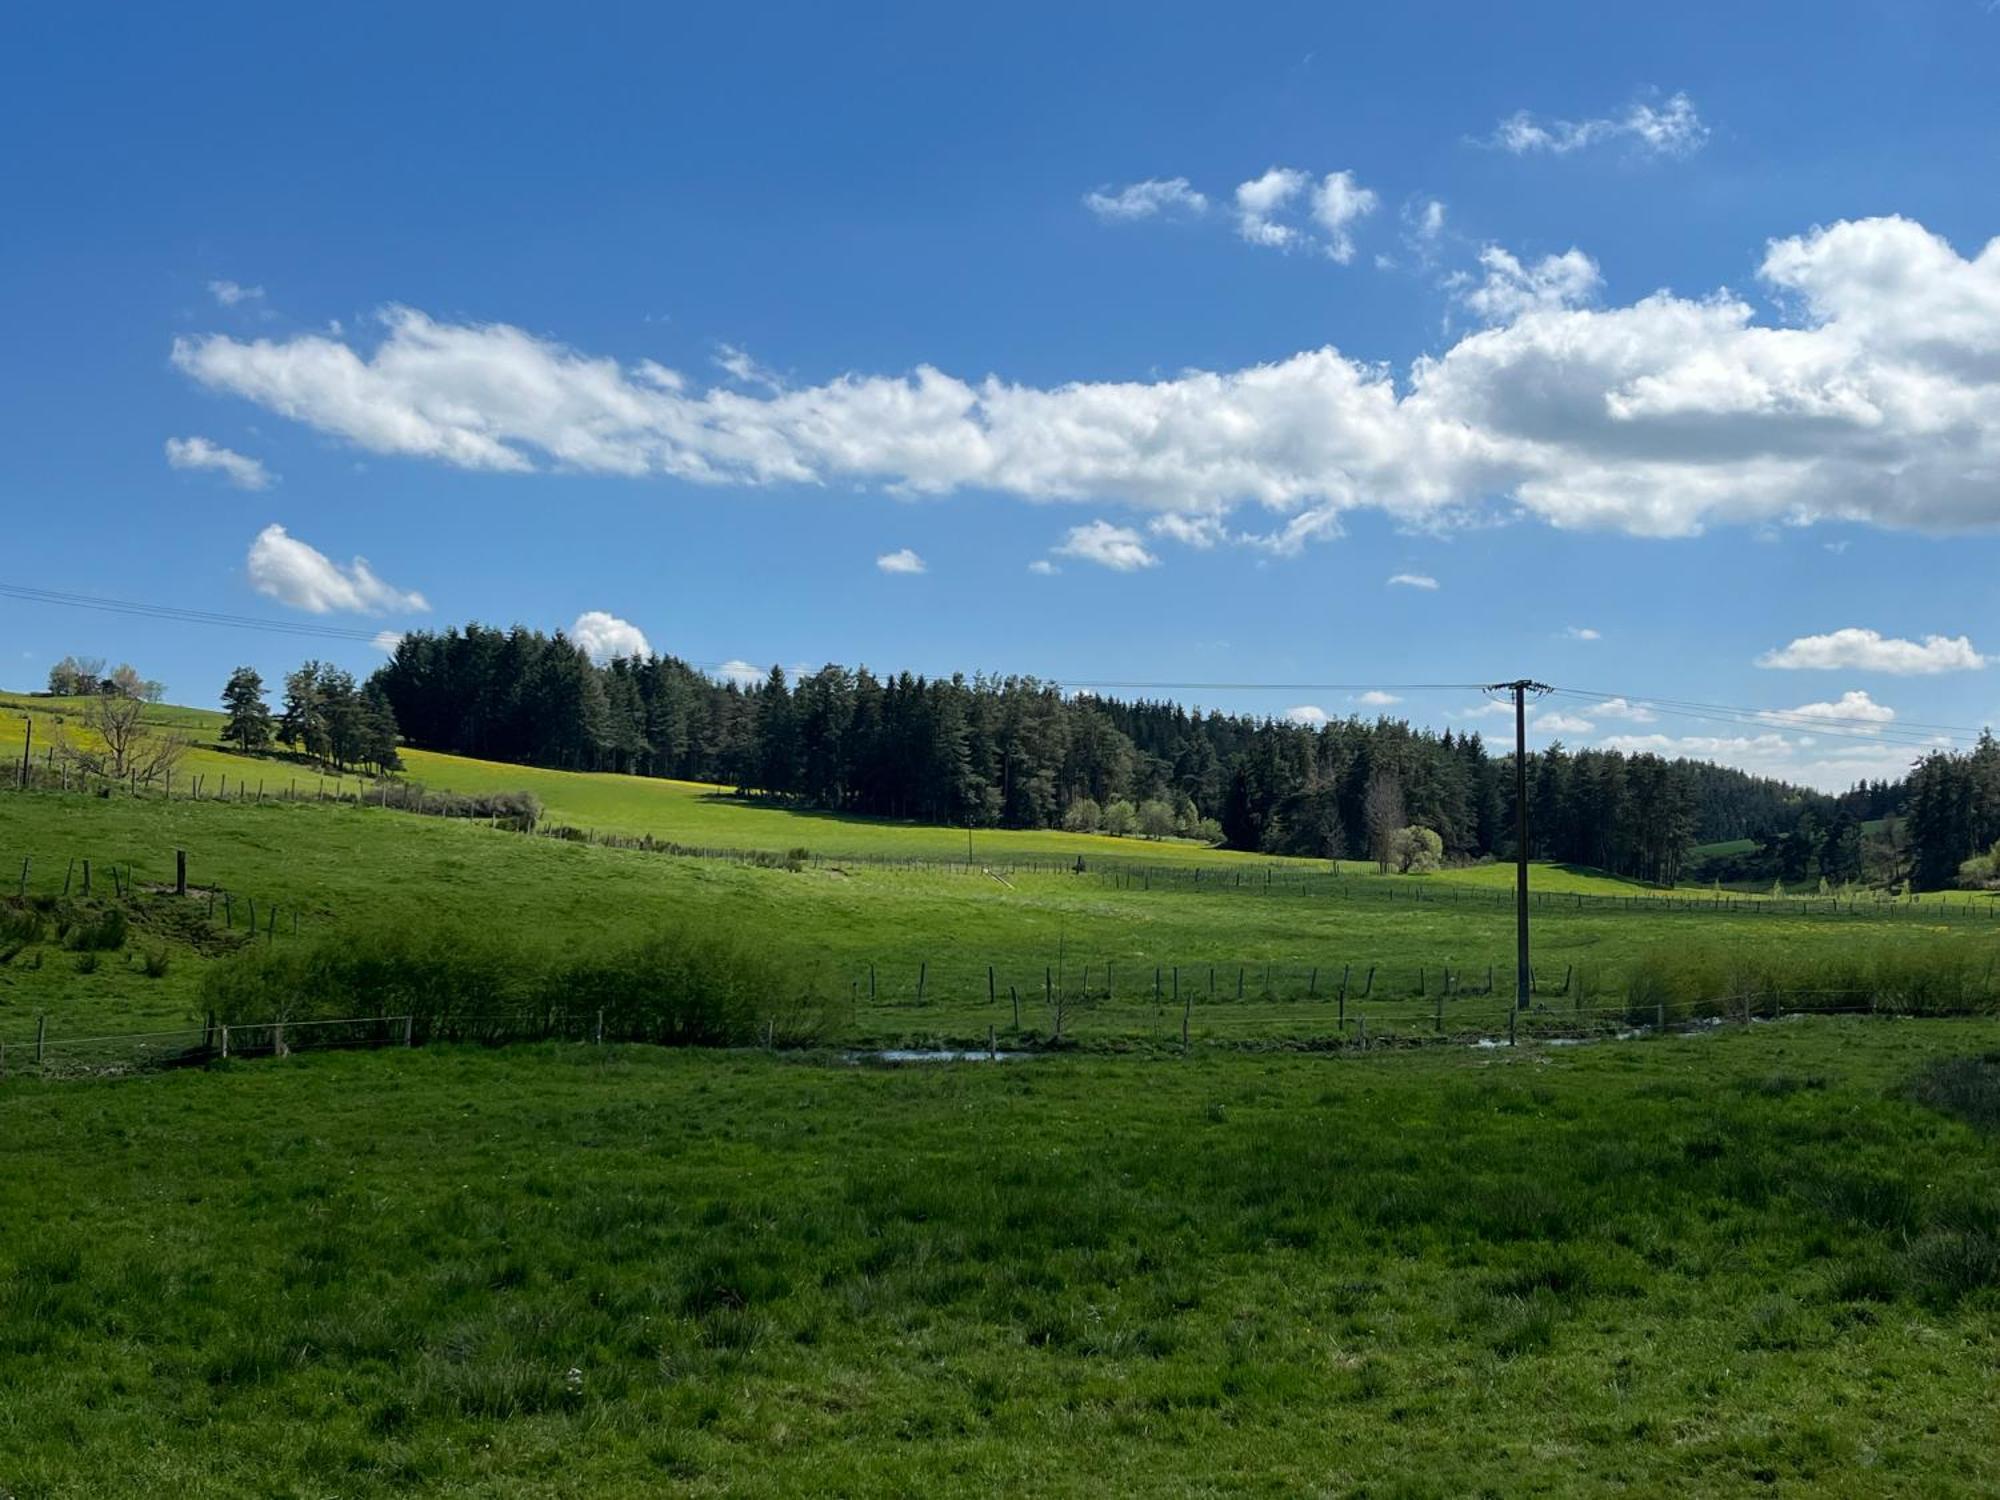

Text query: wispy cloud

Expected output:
[1758,629,1986,675]
[245,524,428,615]
[1355,690,1402,706]
[1084,177,1208,221]
[1053,521,1158,572]
[1562,626,1601,641]
[1386,572,1438,590]
[1485,91,1708,158]
[1537,712,1596,733]
[207,279,265,306]
[165,435,271,490]
[1590,697,1658,722]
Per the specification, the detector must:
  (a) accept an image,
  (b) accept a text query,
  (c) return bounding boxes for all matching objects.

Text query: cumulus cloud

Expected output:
[876,547,926,574]
[1537,712,1596,733]
[1563,626,1601,641]
[245,524,429,615]
[1284,704,1330,726]
[1233,167,1310,249]
[165,435,272,490]
[1053,520,1158,572]
[1232,167,1376,259]
[208,279,265,306]
[170,217,2000,545]
[1084,177,1208,221]
[1454,245,1601,322]
[1386,572,1438,590]
[1759,689,1896,731]
[1309,171,1379,264]
[1757,628,1986,674]
[1487,91,1708,158]
[1355,690,1402,706]
[570,610,651,662]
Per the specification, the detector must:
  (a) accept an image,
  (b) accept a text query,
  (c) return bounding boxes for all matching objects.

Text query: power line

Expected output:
[0,582,392,644]
[1547,684,1986,737]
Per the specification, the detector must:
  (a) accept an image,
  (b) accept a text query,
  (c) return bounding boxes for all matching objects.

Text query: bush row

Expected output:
[203,920,839,1047]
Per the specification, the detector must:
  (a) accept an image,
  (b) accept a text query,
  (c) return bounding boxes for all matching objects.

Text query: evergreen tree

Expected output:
[219,666,273,751]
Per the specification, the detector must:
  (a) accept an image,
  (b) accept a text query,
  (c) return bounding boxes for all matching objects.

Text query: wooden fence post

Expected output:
[36,1015,47,1071]
[987,965,995,1006]
[404,1015,414,1047]
[175,849,187,897]
[1010,985,1021,1030]
[917,962,927,1005]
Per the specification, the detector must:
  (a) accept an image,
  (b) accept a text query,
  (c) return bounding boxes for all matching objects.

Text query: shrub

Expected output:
[1101,800,1137,837]
[203,919,838,1049]
[62,906,127,952]
[1909,1053,2000,1134]
[1061,797,1101,834]
[1622,941,2000,1026]
[1388,826,1443,874]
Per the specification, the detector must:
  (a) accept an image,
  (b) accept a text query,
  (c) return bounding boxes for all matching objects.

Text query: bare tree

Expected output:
[1364,768,1406,874]
[58,694,188,782]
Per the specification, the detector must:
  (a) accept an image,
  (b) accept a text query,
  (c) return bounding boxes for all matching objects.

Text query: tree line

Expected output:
[355,623,1851,882]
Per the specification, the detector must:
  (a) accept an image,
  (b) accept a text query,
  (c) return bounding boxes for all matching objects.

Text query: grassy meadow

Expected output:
[2,1025,1998,1496]
[6,786,2000,1054]
[3,695,2000,1495]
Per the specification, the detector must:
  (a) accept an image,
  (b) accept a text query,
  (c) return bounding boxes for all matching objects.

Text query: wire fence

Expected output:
[3,986,1990,1083]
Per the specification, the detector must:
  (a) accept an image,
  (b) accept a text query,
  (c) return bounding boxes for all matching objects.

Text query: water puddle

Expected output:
[847,1048,1036,1064]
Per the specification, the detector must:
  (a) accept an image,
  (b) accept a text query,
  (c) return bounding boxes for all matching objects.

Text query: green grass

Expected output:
[5,788,1999,1053]
[1,1023,1997,1495]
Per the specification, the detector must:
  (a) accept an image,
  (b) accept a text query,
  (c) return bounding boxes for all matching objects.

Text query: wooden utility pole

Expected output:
[1485,680,1550,1012]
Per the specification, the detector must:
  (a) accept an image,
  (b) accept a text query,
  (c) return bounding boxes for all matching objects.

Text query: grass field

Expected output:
[2,1024,1998,1496]
[5,787,1999,1056]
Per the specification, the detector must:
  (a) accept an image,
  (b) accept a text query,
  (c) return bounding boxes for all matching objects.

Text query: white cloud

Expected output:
[169,216,2000,544]
[1386,572,1438,590]
[245,524,429,615]
[1149,512,1226,549]
[1284,704,1330,726]
[1233,167,1375,259]
[1487,91,1708,158]
[1084,177,1208,221]
[1757,628,1986,675]
[1563,626,1601,641]
[1309,171,1379,264]
[1355,690,1402,706]
[1026,559,1059,576]
[1457,700,1517,720]
[570,610,651,662]
[1599,731,1933,793]
[1053,520,1158,572]
[1760,689,1896,731]
[1234,167,1309,249]
[208,279,265,306]
[1590,697,1658,722]
[372,630,405,653]
[713,659,765,687]
[1537,712,1597,733]
[165,435,272,490]
[1454,245,1601,323]
[875,547,927,574]
[714,343,782,392]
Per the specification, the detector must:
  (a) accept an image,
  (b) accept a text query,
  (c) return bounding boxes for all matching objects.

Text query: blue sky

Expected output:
[4,1,1999,789]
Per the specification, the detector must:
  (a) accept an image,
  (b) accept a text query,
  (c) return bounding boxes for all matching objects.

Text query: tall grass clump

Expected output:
[1623,939,2000,1025]
[203,918,838,1048]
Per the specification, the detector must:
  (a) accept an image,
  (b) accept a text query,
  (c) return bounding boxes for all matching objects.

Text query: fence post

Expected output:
[1011,985,1021,1030]
[274,1019,288,1058]
[1435,987,1443,1033]
[917,962,926,1005]
[987,965,995,1006]
[404,1015,414,1047]
[1508,1007,1516,1047]
[36,1015,47,1071]
[175,849,187,897]
[595,1008,605,1044]
[220,1024,230,1060]
[1182,991,1191,1052]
